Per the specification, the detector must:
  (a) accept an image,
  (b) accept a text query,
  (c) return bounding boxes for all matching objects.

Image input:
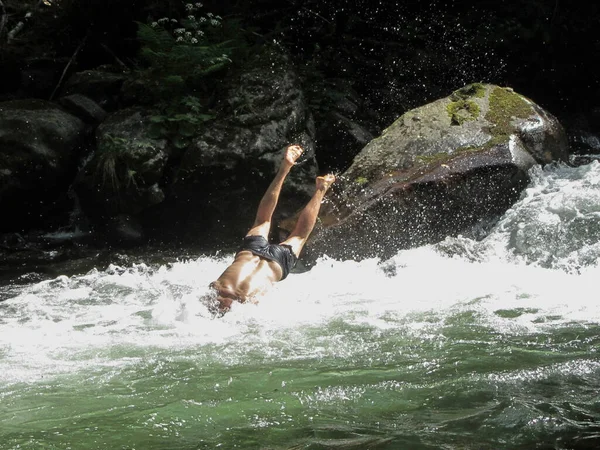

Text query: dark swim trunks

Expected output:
[238,235,298,280]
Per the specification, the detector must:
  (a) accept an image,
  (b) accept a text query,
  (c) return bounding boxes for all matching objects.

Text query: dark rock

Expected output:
[588,107,600,132]
[0,232,27,250]
[59,94,108,124]
[148,46,319,246]
[105,214,145,247]
[61,69,126,111]
[570,154,600,167]
[306,77,377,172]
[315,111,374,172]
[74,108,169,223]
[19,57,69,99]
[568,130,600,155]
[0,99,87,232]
[281,83,569,262]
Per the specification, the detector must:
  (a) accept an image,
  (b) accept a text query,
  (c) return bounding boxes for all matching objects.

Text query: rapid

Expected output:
[1,161,599,449]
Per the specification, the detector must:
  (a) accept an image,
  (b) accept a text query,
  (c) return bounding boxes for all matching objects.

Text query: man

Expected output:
[209,144,335,311]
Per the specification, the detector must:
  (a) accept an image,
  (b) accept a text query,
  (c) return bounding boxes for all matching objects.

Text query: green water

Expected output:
[4,142,600,450]
[2,314,599,450]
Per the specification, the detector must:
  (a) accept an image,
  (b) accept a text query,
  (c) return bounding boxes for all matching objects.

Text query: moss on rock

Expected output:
[484,86,534,148]
[454,83,487,99]
[416,152,451,165]
[446,83,485,125]
[447,100,480,125]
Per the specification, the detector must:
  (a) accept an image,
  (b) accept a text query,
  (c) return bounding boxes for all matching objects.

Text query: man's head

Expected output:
[216,295,233,312]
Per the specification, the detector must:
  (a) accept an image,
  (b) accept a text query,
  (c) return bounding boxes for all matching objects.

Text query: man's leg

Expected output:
[280,174,335,257]
[246,145,304,239]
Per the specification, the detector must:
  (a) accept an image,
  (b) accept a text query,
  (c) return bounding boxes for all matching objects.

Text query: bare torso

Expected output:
[210,251,283,308]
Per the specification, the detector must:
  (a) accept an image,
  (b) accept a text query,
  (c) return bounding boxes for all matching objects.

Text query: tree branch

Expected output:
[0,0,7,40]
[99,42,129,69]
[50,34,88,101]
[301,6,332,24]
[7,12,31,42]
[6,0,45,43]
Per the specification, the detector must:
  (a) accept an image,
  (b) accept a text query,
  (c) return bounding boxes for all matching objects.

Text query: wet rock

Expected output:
[105,214,145,247]
[568,130,600,155]
[281,83,569,262]
[0,232,27,250]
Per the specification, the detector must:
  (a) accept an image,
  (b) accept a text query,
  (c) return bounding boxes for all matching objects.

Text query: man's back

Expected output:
[211,251,282,308]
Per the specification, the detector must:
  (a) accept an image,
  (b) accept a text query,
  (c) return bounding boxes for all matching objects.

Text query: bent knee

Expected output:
[280,236,305,258]
[247,222,271,239]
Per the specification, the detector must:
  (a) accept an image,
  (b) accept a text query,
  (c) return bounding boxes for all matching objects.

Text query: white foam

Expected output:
[1,162,599,385]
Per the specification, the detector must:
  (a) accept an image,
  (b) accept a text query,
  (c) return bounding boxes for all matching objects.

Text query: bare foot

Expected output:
[316,174,336,191]
[283,144,304,166]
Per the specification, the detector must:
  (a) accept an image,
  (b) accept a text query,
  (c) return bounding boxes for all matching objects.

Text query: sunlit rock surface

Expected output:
[282,83,569,262]
[152,46,318,245]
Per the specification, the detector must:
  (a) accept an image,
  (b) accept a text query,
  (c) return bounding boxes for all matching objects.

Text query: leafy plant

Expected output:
[147,95,214,148]
[94,134,154,192]
[135,2,238,98]
[132,2,246,147]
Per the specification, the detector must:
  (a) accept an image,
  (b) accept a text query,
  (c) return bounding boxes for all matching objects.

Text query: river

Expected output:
[1,161,599,449]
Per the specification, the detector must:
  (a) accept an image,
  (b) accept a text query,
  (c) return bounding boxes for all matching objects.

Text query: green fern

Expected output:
[132,2,246,148]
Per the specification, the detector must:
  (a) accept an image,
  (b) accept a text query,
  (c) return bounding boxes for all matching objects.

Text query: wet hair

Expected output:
[198,290,226,317]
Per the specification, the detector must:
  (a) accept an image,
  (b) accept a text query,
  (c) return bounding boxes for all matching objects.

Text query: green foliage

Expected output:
[147,95,214,148]
[132,2,247,148]
[136,24,232,94]
[483,87,533,148]
[447,99,480,126]
[94,134,154,192]
[135,3,239,99]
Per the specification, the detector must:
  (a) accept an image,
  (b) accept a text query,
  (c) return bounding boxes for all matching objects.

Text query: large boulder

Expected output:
[61,69,127,112]
[73,108,169,243]
[72,46,319,248]
[281,83,569,262]
[0,99,87,232]
[147,46,318,246]
[309,79,376,173]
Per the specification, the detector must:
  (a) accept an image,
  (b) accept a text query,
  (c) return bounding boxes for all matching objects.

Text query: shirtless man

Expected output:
[209,144,335,311]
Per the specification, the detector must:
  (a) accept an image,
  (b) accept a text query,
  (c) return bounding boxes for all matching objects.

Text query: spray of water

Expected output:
[1,161,599,389]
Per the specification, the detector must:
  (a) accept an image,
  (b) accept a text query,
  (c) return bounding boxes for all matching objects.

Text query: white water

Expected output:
[1,161,600,388]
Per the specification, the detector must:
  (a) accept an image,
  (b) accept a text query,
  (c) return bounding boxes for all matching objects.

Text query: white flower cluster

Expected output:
[209,54,232,65]
[148,2,223,46]
[186,3,204,9]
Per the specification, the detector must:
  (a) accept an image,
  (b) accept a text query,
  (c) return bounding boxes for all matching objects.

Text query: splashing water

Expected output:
[1,162,599,449]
